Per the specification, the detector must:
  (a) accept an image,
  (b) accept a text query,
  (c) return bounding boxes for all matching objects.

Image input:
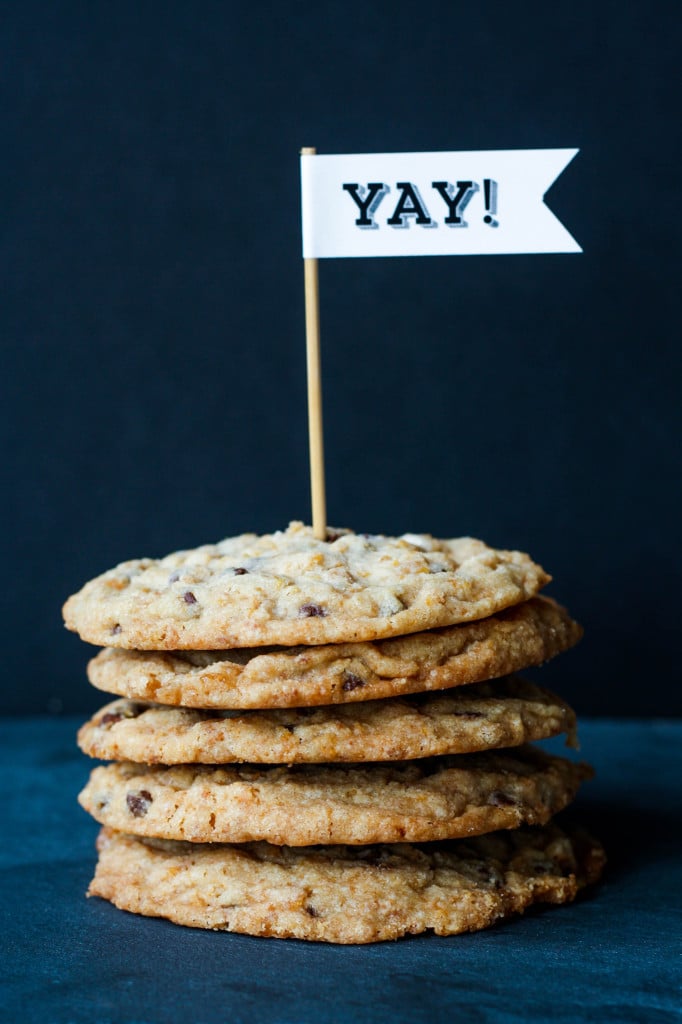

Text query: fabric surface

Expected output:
[0,718,679,1024]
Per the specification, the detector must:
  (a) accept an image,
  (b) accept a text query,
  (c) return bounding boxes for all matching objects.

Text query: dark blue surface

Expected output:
[1,719,680,1024]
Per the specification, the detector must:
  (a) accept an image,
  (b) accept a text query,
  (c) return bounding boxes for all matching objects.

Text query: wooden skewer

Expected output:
[301,146,327,540]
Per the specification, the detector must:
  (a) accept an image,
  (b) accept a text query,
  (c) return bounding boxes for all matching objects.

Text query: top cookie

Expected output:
[63,522,550,649]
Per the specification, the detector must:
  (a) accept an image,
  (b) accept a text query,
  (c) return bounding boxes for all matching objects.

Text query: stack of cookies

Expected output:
[64,522,604,943]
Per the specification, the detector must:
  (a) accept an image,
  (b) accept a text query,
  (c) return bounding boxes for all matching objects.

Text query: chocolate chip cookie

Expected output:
[86,596,578,709]
[78,746,591,846]
[63,523,550,649]
[89,823,605,943]
[78,677,577,764]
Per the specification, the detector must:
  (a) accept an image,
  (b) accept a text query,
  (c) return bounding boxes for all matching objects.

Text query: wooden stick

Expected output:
[301,146,327,540]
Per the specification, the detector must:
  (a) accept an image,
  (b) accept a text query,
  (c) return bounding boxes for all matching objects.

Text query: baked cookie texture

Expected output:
[78,747,591,846]
[86,596,579,709]
[66,521,601,942]
[63,522,550,649]
[77,677,577,765]
[90,824,606,944]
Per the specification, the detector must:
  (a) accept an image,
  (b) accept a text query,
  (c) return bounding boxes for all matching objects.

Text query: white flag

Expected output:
[301,149,581,259]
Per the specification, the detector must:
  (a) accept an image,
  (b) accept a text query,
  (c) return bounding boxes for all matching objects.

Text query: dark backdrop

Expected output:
[3,2,679,716]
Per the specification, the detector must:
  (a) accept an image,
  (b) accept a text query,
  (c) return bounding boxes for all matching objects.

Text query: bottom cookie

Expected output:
[89,824,605,944]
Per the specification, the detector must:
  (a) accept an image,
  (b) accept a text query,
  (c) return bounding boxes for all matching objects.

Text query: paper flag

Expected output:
[301,149,581,258]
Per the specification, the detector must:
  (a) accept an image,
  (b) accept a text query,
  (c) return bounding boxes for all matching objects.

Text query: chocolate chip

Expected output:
[105,703,144,722]
[300,603,326,617]
[233,567,249,575]
[98,712,122,727]
[325,530,344,542]
[342,672,365,692]
[183,591,197,604]
[283,723,297,734]
[111,624,122,635]
[305,905,320,918]
[126,790,153,817]
[472,863,503,887]
[488,791,517,807]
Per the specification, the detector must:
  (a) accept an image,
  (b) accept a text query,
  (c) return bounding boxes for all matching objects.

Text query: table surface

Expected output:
[1,717,680,1024]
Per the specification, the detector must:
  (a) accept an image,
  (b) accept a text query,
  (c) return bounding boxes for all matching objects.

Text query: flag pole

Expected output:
[301,146,327,540]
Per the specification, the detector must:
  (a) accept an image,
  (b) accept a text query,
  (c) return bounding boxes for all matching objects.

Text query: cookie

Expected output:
[77,677,578,764]
[78,746,591,845]
[86,596,578,709]
[63,522,550,649]
[89,823,605,943]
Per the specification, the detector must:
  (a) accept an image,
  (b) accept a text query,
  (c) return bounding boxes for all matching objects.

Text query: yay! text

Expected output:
[342,180,499,229]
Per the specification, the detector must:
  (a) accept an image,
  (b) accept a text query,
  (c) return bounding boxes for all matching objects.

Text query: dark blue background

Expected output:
[2,2,679,715]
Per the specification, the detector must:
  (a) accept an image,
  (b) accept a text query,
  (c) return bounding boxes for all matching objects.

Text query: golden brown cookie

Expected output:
[78,746,591,846]
[89,824,605,943]
[63,522,550,649]
[77,677,577,765]
[86,596,579,709]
